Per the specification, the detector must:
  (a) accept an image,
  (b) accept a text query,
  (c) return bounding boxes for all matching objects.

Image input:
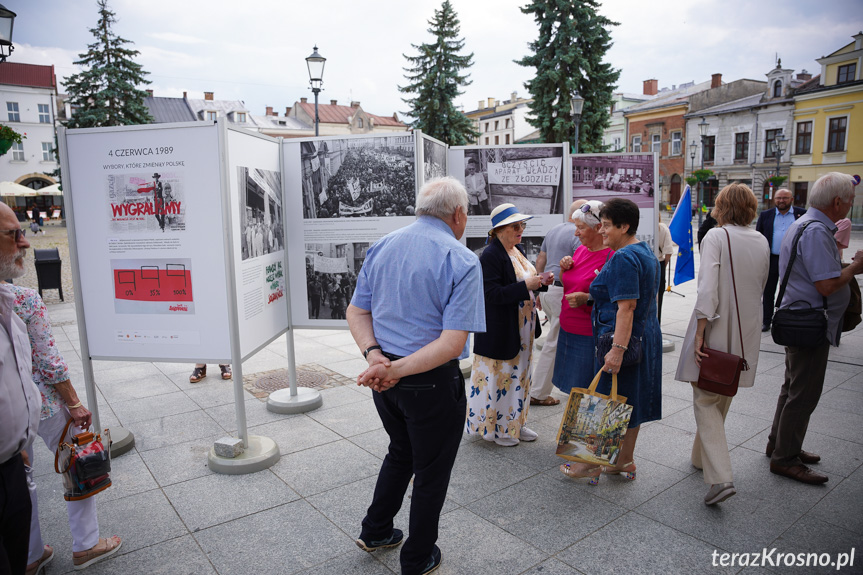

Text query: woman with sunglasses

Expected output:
[467,204,552,446]
[554,201,614,481]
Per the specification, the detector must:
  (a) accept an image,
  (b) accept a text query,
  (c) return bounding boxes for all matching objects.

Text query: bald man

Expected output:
[756,188,806,331]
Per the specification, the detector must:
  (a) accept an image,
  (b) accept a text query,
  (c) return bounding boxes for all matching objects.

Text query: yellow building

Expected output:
[791,32,862,224]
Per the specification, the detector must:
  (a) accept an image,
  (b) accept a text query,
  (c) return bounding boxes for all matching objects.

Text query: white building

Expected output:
[0,62,60,211]
[602,90,654,152]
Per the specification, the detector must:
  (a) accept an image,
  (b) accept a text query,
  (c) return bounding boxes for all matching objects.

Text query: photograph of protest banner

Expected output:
[238,166,284,261]
[304,241,369,320]
[299,135,416,219]
[106,171,185,233]
[571,153,656,209]
[450,145,565,217]
[422,135,447,182]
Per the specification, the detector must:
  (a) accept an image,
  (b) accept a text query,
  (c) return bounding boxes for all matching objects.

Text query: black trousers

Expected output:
[360,361,466,575]
[768,343,830,467]
[0,453,31,575]
[762,254,780,326]
[658,260,667,323]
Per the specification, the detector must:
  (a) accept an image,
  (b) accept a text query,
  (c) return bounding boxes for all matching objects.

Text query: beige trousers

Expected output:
[690,383,734,485]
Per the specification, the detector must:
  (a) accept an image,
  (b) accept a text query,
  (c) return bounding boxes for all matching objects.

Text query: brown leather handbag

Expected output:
[697,228,749,397]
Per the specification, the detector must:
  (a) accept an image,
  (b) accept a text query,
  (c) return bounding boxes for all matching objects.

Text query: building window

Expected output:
[357,117,363,128]
[485,122,489,132]
[11,141,23,161]
[505,134,510,144]
[765,129,782,157]
[837,63,856,84]
[494,120,499,130]
[734,132,749,161]
[494,135,499,145]
[236,112,246,123]
[41,142,53,161]
[651,134,661,153]
[206,111,217,121]
[485,137,489,145]
[703,136,716,162]
[773,81,782,98]
[6,102,19,122]
[795,121,812,155]
[827,117,847,152]
[632,135,641,152]
[38,104,51,123]
[793,182,809,207]
[505,119,510,129]
[613,137,621,151]
[671,131,682,155]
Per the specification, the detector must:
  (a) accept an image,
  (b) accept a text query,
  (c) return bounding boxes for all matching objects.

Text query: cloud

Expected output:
[148,32,208,45]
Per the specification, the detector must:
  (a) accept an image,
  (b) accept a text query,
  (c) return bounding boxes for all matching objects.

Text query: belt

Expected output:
[553,280,564,287]
[382,351,459,369]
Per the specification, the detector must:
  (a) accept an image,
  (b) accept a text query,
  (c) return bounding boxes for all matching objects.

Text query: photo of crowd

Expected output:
[238,166,284,261]
[572,154,656,208]
[300,136,416,219]
[304,241,368,320]
[453,146,565,216]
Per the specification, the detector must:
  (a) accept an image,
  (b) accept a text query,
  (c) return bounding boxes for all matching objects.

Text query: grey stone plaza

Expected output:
[21,221,863,574]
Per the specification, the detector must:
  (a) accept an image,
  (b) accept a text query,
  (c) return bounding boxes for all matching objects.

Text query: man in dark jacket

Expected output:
[755,188,805,331]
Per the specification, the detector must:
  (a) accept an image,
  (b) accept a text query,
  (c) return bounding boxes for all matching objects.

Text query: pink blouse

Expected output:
[559,245,613,336]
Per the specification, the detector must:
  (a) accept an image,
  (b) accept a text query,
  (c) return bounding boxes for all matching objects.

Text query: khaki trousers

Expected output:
[530,285,563,400]
[690,383,734,485]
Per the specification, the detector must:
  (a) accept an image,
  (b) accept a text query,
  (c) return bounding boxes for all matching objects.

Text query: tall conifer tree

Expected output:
[516,0,619,152]
[399,1,478,145]
[64,0,153,128]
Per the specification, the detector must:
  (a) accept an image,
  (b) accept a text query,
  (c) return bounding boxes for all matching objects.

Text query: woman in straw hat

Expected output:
[466,204,552,446]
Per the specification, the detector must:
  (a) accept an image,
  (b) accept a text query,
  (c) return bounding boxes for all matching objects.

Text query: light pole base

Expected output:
[107,426,135,457]
[267,387,323,414]
[208,435,280,475]
[662,338,675,353]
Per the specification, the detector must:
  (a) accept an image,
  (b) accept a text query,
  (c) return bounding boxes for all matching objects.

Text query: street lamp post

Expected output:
[570,91,585,154]
[689,140,697,214]
[773,133,788,202]
[697,117,709,226]
[305,46,326,137]
[0,4,16,63]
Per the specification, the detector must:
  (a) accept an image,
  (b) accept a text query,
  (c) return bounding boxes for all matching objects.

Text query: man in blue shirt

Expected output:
[768,173,863,485]
[755,188,806,331]
[347,177,485,575]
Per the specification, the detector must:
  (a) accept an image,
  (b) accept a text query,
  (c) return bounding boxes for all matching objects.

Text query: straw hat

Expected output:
[489,203,532,232]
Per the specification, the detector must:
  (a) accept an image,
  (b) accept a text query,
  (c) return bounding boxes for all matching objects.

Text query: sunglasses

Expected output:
[0,228,24,242]
[509,221,527,230]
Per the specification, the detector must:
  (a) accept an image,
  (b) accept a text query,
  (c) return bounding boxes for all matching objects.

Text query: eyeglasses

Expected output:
[510,221,527,230]
[0,228,24,242]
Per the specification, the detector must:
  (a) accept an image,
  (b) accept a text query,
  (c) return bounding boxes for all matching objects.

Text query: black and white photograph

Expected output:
[572,153,656,208]
[466,236,543,266]
[422,136,447,182]
[238,166,284,261]
[453,146,565,216]
[304,241,368,320]
[300,135,416,219]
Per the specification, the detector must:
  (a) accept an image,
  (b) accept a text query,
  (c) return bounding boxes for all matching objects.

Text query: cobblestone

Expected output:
[13,221,75,305]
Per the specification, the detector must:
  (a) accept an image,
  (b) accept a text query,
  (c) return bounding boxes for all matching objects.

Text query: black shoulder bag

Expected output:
[770,221,829,348]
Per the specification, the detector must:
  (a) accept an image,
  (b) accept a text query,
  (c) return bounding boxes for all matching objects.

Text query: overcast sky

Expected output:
[11,0,863,121]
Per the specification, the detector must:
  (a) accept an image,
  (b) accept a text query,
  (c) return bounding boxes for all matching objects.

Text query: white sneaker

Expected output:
[519,427,538,442]
[704,482,736,505]
[494,436,519,447]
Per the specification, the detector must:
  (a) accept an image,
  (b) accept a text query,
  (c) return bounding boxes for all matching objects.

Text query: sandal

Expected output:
[560,463,601,485]
[73,536,122,570]
[530,396,560,406]
[219,364,232,380]
[26,545,53,575]
[603,461,636,481]
[190,365,207,383]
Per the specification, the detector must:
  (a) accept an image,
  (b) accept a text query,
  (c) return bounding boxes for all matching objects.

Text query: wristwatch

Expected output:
[586,297,594,306]
[363,345,382,359]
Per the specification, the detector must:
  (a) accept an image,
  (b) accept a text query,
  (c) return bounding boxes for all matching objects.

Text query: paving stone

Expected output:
[248,414,342,456]
[139,437,215,486]
[205,397,296,431]
[447,441,539,505]
[96,450,159,503]
[634,422,699,473]
[164,470,299,531]
[809,466,863,535]
[517,558,582,575]
[97,489,189,556]
[95,372,183,403]
[770,516,862,575]
[125,410,224,452]
[271,439,383,497]
[111,390,201,425]
[306,398,383,437]
[83,535,216,575]
[183,376,242,409]
[660,401,771,448]
[294,552,396,575]
[739,427,863,479]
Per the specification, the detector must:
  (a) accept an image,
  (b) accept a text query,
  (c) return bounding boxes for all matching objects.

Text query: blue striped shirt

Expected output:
[351,216,486,359]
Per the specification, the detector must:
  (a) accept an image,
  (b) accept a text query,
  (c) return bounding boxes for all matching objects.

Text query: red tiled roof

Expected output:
[297,101,405,127]
[0,62,56,89]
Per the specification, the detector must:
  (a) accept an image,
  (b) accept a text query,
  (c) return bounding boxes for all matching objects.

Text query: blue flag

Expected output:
[668,185,695,285]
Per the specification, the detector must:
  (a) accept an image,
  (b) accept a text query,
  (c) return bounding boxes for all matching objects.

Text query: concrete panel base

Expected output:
[267,387,323,415]
[208,435,280,475]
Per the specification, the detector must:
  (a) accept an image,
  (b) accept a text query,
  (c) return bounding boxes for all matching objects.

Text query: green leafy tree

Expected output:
[516,0,620,152]
[63,0,153,128]
[399,1,478,145]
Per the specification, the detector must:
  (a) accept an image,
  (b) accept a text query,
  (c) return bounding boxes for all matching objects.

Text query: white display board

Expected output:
[448,143,568,263]
[63,122,232,361]
[283,133,418,328]
[570,152,659,251]
[225,127,289,358]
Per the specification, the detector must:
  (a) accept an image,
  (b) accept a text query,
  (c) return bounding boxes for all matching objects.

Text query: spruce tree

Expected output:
[64,0,153,128]
[516,0,620,152]
[399,1,478,146]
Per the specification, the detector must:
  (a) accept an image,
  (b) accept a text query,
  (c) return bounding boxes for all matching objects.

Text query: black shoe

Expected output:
[420,545,442,575]
[762,323,771,332]
[355,529,403,552]
[766,443,821,464]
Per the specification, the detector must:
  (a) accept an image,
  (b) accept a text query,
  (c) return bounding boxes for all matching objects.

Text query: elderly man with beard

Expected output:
[0,204,122,573]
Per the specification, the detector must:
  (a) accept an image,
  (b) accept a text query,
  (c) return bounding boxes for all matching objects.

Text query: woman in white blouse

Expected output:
[675,183,769,506]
